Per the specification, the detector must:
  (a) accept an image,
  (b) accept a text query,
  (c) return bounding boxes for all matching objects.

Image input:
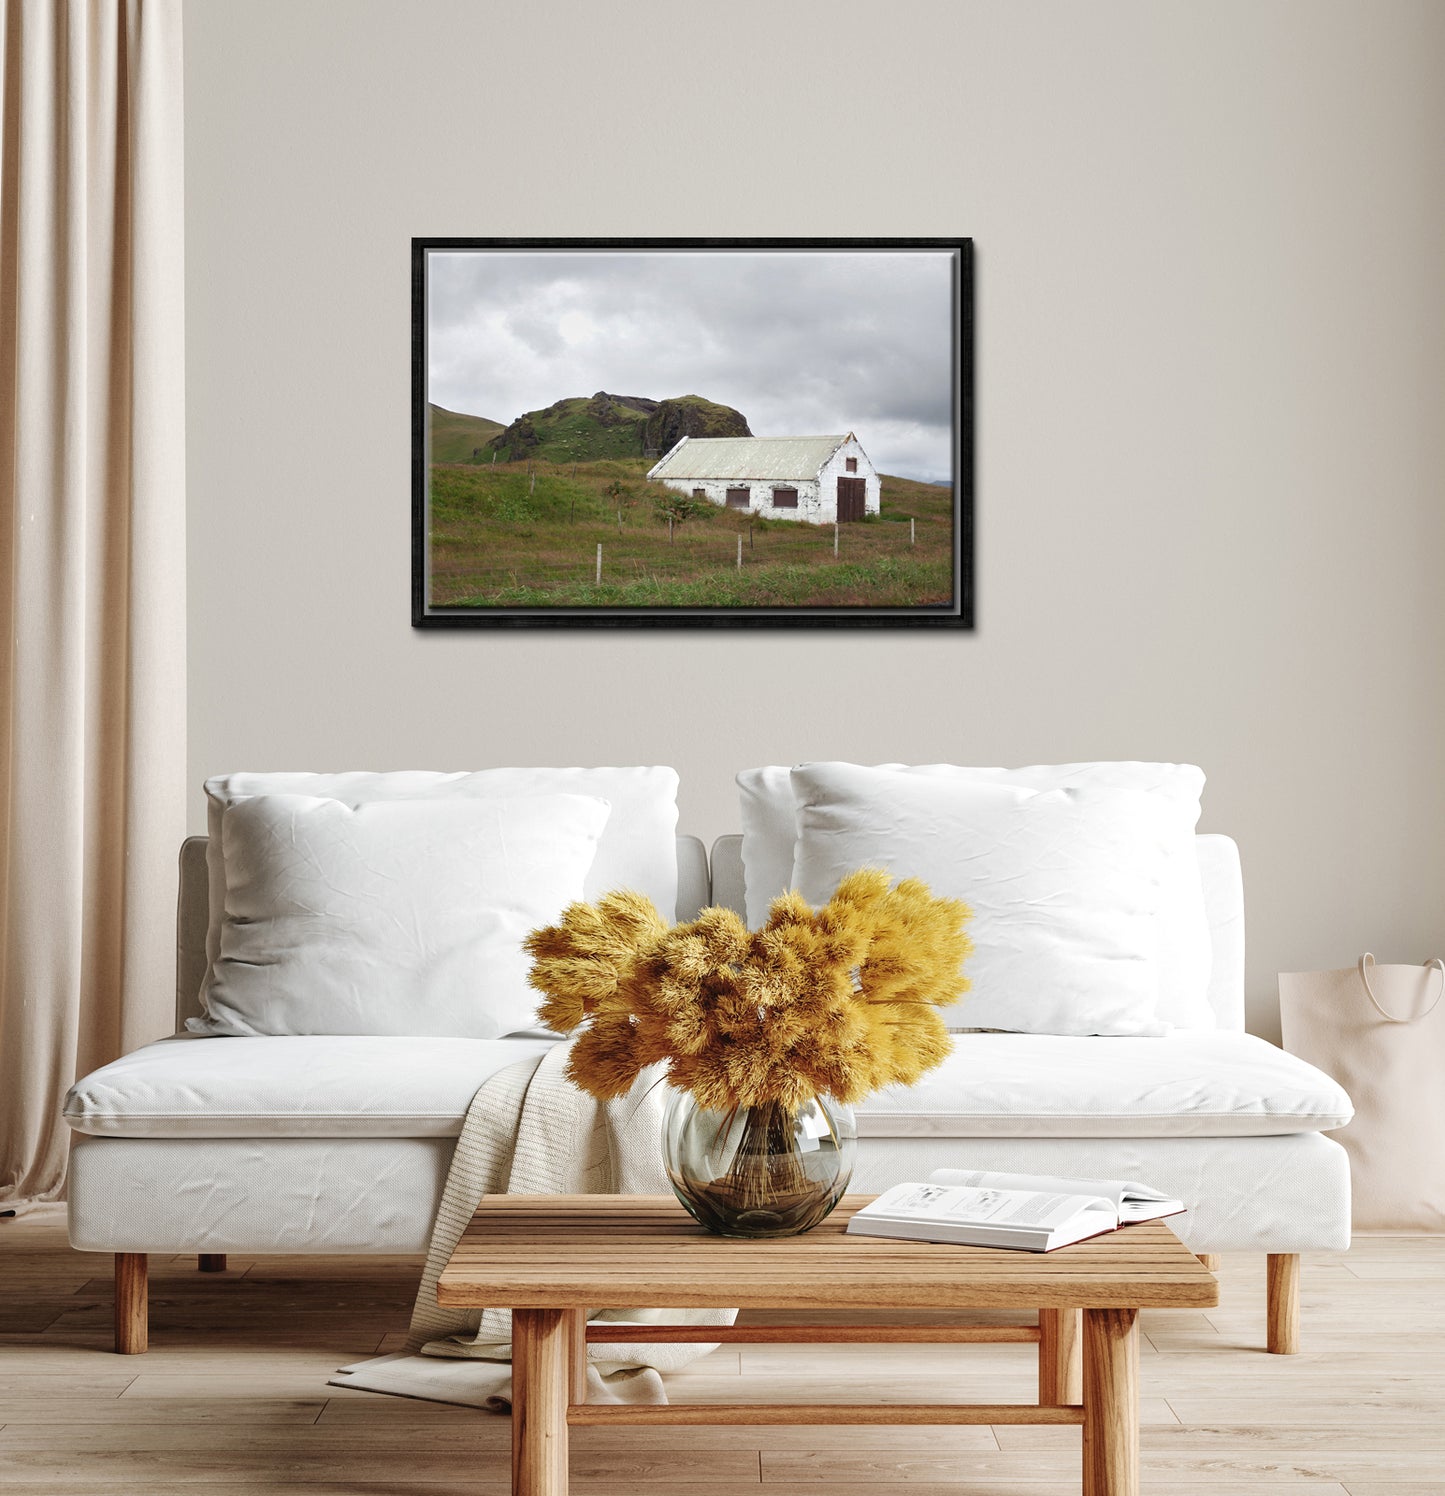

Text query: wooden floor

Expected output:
[1,1207,1441,1495]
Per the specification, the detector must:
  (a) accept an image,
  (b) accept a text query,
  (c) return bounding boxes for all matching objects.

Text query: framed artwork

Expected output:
[412,237,972,628]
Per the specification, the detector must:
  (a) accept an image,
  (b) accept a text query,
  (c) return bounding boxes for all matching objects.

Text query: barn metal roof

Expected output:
[648,435,848,482]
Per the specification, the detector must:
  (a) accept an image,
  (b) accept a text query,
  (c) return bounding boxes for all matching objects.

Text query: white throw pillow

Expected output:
[201,767,680,998]
[789,763,1173,1037]
[739,760,1214,1028]
[196,793,610,1039]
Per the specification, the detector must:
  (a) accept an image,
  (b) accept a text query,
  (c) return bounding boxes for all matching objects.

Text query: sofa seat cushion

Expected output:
[853,1032,1353,1139]
[63,1033,561,1139]
[66,1031,1352,1145]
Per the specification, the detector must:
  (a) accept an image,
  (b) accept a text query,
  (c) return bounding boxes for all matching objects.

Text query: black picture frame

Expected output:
[412,237,973,629]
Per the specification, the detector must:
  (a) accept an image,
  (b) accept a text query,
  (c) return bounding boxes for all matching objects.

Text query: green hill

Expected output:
[486,391,751,464]
[428,403,505,463]
[644,395,752,456]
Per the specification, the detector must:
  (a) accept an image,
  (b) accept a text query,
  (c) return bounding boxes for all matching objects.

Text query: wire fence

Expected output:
[432,518,931,599]
[430,457,944,604]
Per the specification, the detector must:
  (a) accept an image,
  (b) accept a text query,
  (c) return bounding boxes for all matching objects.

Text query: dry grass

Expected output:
[427,459,956,610]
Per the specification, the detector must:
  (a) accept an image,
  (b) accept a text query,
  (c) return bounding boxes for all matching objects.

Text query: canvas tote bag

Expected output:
[1279,954,1445,1229]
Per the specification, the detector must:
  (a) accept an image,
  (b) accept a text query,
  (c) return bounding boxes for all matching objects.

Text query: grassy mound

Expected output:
[485,392,752,464]
[427,403,504,463]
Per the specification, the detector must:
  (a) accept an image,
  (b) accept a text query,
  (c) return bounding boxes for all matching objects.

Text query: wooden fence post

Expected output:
[834,522,839,558]
[668,518,674,544]
[617,509,622,534]
[736,534,742,570]
[911,517,916,546]
[595,543,602,585]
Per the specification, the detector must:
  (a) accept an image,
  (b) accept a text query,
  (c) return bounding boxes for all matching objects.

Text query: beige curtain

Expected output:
[0,0,184,1205]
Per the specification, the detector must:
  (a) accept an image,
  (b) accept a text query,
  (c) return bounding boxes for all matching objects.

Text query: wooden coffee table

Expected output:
[438,1194,1218,1496]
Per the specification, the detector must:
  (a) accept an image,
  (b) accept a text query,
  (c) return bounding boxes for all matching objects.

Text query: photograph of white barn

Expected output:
[647,434,881,524]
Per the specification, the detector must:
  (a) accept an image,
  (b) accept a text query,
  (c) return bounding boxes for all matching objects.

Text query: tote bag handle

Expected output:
[1358,953,1445,1023]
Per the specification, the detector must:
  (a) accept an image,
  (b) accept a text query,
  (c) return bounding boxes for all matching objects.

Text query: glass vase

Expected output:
[661,1088,857,1238]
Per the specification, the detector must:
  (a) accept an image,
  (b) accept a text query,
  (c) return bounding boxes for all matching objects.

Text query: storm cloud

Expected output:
[427,248,959,482]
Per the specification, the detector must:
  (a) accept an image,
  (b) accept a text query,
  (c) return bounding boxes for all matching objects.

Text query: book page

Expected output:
[928,1168,1127,1208]
[878,1184,1110,1232]
[927,1169,1182,1224]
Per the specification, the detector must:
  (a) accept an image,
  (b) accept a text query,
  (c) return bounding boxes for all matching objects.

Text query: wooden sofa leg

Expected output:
[1196,1253,1221,1272]
[1267,1253,1300,1354]
[115,1253,148,1355]
[1038,1307,1081,1404]
[198,1254,227,1273]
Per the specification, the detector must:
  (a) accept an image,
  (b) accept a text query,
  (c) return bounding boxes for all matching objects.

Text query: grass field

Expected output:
[428,458,954,609]
[427,403,504,462]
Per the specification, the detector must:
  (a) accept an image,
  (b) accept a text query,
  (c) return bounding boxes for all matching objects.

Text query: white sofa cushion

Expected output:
[196,794,609,1038]
[64,1030,1349,1144]
[200,767,682,998]
[853,1032,1354,1138]
[739,761,1215,1028]
[65,1029,1358,1142]
[64,1034,563,1138]
[791,763,1173,1036]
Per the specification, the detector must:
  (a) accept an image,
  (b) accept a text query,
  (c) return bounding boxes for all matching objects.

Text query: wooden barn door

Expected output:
[726,487,750,509]
[836,476,866,522]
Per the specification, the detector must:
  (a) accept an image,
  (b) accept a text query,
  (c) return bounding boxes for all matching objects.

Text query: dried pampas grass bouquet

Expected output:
[524,870,972,1238]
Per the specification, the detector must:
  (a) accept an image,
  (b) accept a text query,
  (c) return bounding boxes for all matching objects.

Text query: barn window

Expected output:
[692,488,706,501]
[771,486,798,509]
[845,457,858,473]
[725,487,750,509]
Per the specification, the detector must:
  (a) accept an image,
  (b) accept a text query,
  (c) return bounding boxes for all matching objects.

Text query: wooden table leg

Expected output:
[564,1308,588,1405]
[512,1308,569,1496]
[511,1313,528,1492]
[1082,1307,1138,1496]
[1038,1308,1081,1405]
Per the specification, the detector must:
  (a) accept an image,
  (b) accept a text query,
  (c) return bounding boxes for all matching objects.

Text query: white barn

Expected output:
[647,434,881,524]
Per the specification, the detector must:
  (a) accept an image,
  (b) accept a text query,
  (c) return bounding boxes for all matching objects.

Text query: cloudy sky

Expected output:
[427,248,960,482]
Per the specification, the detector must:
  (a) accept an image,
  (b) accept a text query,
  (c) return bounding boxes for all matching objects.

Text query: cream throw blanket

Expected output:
[330,1041,735,1409]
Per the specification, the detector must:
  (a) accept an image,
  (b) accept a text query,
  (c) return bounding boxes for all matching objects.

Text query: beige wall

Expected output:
[184,0,1445,1039]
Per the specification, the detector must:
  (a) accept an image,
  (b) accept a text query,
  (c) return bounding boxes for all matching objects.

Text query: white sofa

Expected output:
[65,831,1352,1357]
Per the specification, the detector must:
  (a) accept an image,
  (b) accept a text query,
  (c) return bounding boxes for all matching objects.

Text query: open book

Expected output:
[846,1169,1185,1253]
